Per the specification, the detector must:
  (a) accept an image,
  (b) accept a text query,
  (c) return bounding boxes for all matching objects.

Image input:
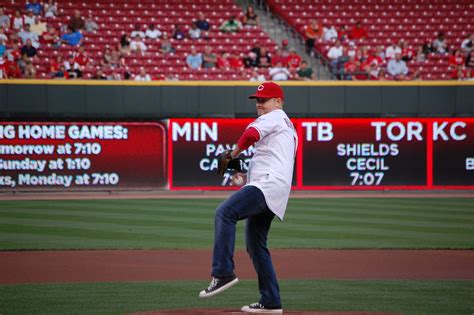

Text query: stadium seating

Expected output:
[266,0,474,80]
[1,0,278,80]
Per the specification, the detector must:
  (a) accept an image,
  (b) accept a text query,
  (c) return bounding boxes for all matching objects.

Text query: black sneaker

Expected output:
[198,275,239,298]
[241,302,283,313]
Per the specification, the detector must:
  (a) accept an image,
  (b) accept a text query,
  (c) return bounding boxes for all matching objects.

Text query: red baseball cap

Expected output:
[248,81,284,100]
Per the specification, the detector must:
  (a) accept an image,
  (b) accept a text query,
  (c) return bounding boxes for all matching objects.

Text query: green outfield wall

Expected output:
[0,80,473,119]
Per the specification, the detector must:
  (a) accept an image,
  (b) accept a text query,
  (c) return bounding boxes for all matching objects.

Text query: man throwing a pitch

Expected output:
[199,82,297,314]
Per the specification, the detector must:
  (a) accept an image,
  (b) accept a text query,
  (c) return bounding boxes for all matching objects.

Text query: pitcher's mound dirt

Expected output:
[132,309,395,315]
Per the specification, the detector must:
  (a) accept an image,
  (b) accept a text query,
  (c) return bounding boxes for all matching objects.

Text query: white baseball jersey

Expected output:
[245,109,297,220]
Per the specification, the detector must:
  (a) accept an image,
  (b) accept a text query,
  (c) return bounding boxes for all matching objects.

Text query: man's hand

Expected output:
[217,150,246,176]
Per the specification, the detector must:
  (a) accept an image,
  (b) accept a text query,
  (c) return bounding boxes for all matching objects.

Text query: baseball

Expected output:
[232,174,245,186]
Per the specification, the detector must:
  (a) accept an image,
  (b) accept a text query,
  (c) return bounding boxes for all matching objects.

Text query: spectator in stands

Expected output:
[30,16,47,36]
[172,24,185,40]
[322,24,338,42]
[20,38,37,58]
[385,42,401,60]
[350,21,367,40]
[165,73,179,81]
[21,55,36,78]
[271,47,287,67]
[131,24,145,39]
[217,52,231,69]
[347,42,357,59]
[387,53,409,80]
[188,22,201,40]
[101,47,113,66]
[49,54,62,76]
[295,60,316,80]
[73,45,90,70]
[160,32,174,54]
[0,38,5,58]
[130,34,147,55]
[268,61,290,81]
[43,0,58,18]
[249,68,265,81]
[466,50,474,68]
[84,14,99,33]
[338,25,349,43]
[69,10,85,32]
[0,8,10,30]
[258,46,271,68]
[342,55,360,80]
[374,45,386,61]
[107,68,122,80]
[42,25,61,43]
[7,42,21,62]
[12,9,24,31]
[432,32,448,54]
[0,56,7,79]
[145,24,161,40]
[327,39,344,78]
[186,47,202,69]
[286,48,302,70]
[60,26,83,47]
[242,5,259,26]
[449,50,465,68]
[53,64,68,79]
[64,54,82,78]
[399,40,415,62]
[219,16,242,33]
[0,26,7,44]
[24,10,36,28]
[134,68,151,81]
[202,45,217,68]
[26,0,42,15]
[304,19,323,55]
[228,52,244,69]
[110,48,125,69]
[19,24,40,48]
[460,34,473,55]
[119,34,131,54]
[195,12,210,31]
[415,46,426,62]
[450,65,468,80]
[92,68,107,80]
[244,51,259,68]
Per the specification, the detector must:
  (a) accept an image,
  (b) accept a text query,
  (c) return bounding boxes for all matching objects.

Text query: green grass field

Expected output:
[0,198,472,250]
[0,197,473,314]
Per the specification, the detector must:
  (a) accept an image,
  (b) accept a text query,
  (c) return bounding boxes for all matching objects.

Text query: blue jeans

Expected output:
[212,185,281,308]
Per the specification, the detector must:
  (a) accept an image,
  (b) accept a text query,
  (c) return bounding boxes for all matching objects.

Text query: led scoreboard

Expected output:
[170,118,473,190]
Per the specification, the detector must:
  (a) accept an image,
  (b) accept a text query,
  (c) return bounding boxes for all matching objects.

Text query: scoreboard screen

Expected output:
[170,118,473,190]
[0,122,166,190]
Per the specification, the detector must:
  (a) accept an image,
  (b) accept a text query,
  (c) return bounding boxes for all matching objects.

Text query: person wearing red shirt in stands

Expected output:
[271,48,287,67]
[342,55,360,80]
[73,45,89,68]
[228,52,244,69]
[285,48,302,70]
[50,54,63,75]
[217,52,231,69]
[350,21,367,40]
[449,50,465,68]
[400,40,415,62]
[450,65,468,80]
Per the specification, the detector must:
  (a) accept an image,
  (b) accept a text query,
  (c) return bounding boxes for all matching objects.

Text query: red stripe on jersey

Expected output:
[237,127,260,150]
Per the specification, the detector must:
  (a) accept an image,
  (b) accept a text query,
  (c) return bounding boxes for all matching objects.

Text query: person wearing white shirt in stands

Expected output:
[130,24,145,38]
[460,34,473,54]
[387,53,409,80]
[322,24,338,42]
[145,24,161,39]
[268,61,290,81]
[130,35,147,54]
[134,68,151,81]
[327,39,343,77]
[385,42,402,59]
